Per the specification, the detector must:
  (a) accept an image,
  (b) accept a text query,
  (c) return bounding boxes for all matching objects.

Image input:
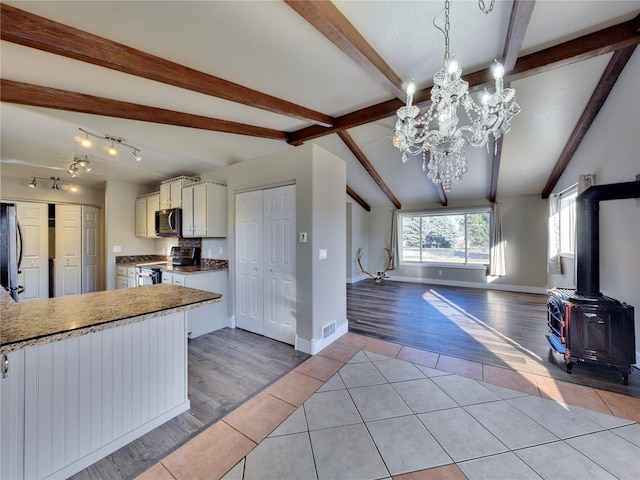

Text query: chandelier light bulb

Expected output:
[447,58,459,75]
[492,60,504,80]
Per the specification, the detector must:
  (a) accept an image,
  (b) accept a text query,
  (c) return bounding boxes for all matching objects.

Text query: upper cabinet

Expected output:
[182,180,227,238]
[135,192,160,238]
[159,176,199,209]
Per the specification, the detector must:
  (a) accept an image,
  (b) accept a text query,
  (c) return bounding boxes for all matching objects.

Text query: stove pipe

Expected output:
[575,180,640,297]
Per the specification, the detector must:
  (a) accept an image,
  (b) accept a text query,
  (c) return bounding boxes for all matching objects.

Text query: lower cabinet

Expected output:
[115,266,137,289]
[0,311,189,480]
[162,270,228,338]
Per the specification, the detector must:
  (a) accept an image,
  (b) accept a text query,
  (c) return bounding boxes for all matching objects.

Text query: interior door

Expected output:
[15,202,48,301]
[235,190,264,334]
[81,206,101,293]
[55,204,81,297]
[263,185,296,344]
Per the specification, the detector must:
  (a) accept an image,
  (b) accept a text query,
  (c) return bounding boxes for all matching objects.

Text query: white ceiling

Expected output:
[1,1,639,206]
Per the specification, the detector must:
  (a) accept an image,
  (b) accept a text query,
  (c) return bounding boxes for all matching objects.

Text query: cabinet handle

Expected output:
[1,354,8,378]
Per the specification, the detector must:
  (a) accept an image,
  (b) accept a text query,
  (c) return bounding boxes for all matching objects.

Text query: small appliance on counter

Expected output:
[171,246,201,266]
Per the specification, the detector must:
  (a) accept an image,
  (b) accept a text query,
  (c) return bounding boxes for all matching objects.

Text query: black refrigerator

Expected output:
[0,202,23,301]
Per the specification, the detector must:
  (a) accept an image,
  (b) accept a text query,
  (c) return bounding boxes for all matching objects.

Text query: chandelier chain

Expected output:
[478,0,496,14]
[444,0,451,60]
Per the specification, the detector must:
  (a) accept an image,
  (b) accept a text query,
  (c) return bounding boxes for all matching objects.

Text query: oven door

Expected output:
[136,267,161,286]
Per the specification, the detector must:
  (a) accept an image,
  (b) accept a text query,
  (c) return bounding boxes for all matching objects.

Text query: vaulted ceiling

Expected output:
[1,1,639,209]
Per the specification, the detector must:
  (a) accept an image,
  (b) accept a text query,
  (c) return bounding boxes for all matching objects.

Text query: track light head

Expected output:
[131,150,142,162]
[29,178,37,188]
[104,142,118,155]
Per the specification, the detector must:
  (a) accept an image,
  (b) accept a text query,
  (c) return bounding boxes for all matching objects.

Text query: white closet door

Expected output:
[82,206,101,293]
[55,204,82,297]
[16,202,48,301]
[235,190,264,334]
[263,185,296,344]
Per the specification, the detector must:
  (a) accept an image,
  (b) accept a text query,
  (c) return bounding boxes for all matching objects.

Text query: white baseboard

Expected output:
[295,321,349,355]
[347,274,369,284]
[388,275,547,295]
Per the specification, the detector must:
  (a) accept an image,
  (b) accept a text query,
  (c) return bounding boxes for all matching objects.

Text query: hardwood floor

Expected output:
[347,280,640,398]
[70,328,309,480]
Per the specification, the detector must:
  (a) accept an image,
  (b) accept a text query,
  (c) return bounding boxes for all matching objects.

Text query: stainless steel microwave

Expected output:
[155,208,182,237]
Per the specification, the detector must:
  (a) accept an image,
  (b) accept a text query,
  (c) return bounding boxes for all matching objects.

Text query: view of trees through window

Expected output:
[400,211,491,264]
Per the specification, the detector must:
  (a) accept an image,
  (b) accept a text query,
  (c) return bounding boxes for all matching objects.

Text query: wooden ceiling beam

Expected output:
[0,3,334,128]
[0,80,289,141]
[490,1,535,202]
[346,186,371,212]
[337,131,401,209]
[285,0,406,100]
[501,1,536,72]
[289,15,640,146]
[541,45,637,199]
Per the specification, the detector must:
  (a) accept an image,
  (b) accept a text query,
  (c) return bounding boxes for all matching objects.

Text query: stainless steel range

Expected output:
[135,246,201,286]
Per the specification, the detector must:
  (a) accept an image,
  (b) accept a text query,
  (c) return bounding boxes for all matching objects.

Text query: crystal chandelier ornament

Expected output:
[393,0,520,191]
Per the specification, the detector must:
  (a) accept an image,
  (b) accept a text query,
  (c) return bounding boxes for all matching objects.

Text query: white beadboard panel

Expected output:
[0,349,26,480]
[20,310,189,480]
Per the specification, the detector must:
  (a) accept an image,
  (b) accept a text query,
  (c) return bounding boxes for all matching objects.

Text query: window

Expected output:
[399,209,491,265]
[559,188,577,256]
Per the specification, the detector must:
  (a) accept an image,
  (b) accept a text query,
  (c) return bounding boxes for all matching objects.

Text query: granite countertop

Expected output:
[117,262,228,274]
[0,285,221,353]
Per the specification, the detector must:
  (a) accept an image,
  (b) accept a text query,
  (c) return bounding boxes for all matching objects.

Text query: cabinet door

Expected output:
[182,186,195,237]
[172,274,185,286]
[192,184,208,237]
[162,272,173,284]
[159,183,171,210]
[206,183,227,237]
[135,197,147,237]
[170,181,183,208]
[147,194,160,238]
[55,204,82,297]
[81,206,101,293]
[16,202,49,301]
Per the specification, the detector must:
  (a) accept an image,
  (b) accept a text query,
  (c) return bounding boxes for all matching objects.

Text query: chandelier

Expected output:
[393,0,520,191]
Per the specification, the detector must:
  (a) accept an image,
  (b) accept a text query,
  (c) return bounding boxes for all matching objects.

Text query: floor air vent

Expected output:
[322,321,336,339]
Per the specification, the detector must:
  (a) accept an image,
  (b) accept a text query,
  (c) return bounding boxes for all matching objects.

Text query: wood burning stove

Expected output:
[546,180,639,385]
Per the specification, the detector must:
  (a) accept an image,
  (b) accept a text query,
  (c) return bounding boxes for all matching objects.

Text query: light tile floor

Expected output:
[137,333,640,480]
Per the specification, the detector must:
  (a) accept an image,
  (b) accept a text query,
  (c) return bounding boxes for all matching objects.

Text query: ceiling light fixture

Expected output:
[67,155,92,177]
[393,0,520,191]
[74,128,142,162]
[26,176,78,192]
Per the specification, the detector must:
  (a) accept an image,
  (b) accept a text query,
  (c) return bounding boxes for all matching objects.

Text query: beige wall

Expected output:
[204,143,346,352]
[549,49,639,359]
[366,194,548,293]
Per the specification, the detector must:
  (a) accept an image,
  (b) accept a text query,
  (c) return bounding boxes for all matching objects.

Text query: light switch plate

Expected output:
[112,245,121,253]
[299,232,308,243]
[319,249,327,260]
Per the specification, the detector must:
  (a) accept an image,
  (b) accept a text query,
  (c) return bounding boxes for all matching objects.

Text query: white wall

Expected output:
[549,49,640,358]
[367,194,548,293]
[346,199,369,283]
[104,181,157,289]
[205,143,346,353]
[1,175,104,207]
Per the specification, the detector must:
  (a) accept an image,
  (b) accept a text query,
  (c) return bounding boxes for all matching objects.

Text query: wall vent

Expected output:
[322,321,336,340]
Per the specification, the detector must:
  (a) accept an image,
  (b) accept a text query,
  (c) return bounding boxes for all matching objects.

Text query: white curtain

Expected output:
[490,203,506,277]
[547,194,562,274]
[390,209,399,269]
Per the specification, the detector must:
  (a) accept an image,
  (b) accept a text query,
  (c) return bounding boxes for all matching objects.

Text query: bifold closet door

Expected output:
[235,185,296,344]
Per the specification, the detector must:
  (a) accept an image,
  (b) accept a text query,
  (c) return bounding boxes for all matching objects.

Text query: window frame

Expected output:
[398,207,492,268]
[559,186,578,258]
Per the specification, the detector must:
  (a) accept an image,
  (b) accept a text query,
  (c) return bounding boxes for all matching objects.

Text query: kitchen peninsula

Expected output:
[0,284,221,480]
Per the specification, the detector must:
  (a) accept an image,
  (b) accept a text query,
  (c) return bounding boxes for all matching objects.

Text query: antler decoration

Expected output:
[356,247,396,284]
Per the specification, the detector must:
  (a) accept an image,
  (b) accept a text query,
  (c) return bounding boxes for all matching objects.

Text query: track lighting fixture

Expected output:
[67,155,91,177]
[26,176,78,192]
[74,128,142,162]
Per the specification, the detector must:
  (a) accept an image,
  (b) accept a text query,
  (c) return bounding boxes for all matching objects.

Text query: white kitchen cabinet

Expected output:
[116,265,137,289]
[0,350,25,480]
[0,311,189,480]
[165,270,228,338]
[135,192,160,238]
[182,180,227,238]
[160,176,199,209]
